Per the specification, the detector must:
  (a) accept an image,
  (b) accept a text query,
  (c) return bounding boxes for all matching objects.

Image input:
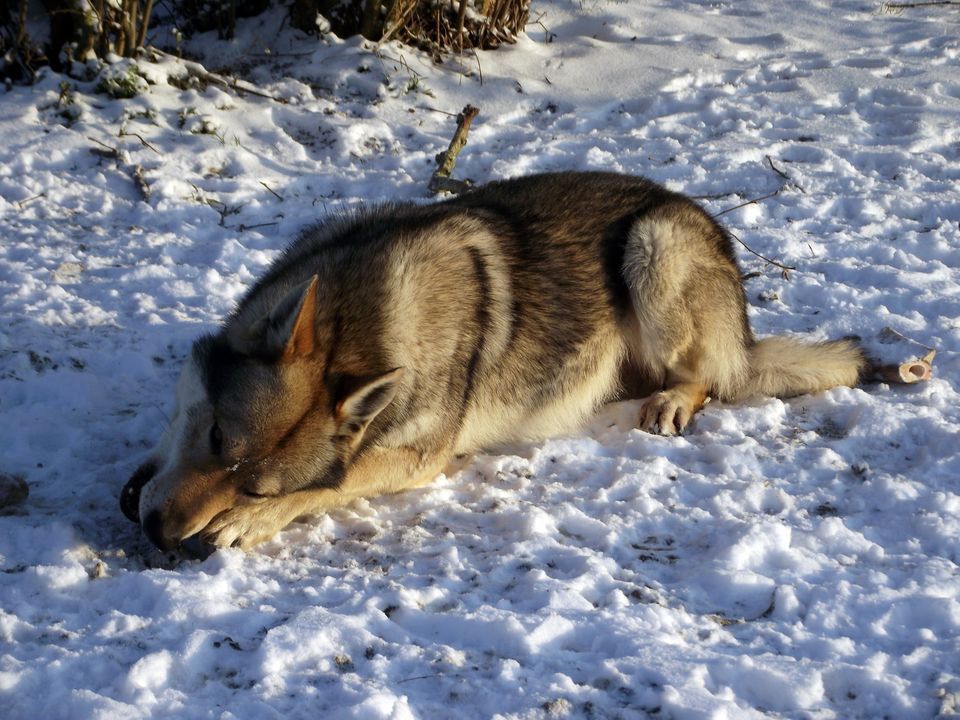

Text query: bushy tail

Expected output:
[740,336,866,399]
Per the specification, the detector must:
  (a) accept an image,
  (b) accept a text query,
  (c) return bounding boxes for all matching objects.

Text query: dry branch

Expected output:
[712,155,807,277]
[429,104,479,195]
[140,47,288,104]
[713,189,783,218]
[119,129,159,153]
[728,230,797,279]
[88,136,151,201]
[882,1,959,8]
[259,181,283,200]
[17,193,45,209]
[88,137,120,159]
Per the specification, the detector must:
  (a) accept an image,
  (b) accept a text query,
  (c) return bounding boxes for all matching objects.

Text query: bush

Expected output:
[1,0,156,78]
[1,0,531,83]
[293,0,531,51]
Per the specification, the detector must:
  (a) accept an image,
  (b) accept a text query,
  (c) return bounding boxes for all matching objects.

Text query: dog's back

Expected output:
[225,174,648,455]
[230,170,862,450]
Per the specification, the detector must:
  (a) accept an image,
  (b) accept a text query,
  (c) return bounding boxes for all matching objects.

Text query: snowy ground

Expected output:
[2,0,960,717]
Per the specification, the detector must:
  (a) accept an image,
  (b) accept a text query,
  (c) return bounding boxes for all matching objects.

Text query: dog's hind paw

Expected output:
[639,392,689,435]
[638,384,708,435]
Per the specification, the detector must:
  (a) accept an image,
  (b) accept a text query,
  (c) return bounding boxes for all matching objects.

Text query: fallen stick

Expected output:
[728,229,796,279]
[712,156,804,277]
[88,137,150,201]
[17,192,45,209]
[119,129,159,154]
[883,1,960,8]
[139,46,288,104]
[429,104,479,195]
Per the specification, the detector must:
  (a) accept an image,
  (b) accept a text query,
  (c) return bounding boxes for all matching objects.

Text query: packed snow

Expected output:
[1,0,959,718]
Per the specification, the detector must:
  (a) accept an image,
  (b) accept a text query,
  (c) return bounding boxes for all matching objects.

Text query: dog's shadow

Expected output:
[0,313,215,570]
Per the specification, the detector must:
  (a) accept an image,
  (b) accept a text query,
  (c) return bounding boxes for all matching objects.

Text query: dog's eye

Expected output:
[209,422,223,456]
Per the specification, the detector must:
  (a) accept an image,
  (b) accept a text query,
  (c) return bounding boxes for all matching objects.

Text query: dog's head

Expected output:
[120,275,403,550]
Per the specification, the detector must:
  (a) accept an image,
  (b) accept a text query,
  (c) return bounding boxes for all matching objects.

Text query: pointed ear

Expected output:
[263,275,319,360]
[335,368,405,441]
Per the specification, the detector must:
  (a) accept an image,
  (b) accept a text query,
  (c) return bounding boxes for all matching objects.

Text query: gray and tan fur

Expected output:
[121,171,865,551]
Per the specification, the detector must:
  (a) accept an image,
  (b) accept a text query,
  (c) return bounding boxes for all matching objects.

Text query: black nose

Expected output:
[142,510,176,551]
[120,462,157,523]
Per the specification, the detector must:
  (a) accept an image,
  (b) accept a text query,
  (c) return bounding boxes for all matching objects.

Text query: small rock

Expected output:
[0,473,28,508]
[53,261,85,283]
[542,698,573,717]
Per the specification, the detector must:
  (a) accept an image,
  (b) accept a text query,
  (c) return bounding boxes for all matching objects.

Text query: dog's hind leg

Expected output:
[622,201,752,434]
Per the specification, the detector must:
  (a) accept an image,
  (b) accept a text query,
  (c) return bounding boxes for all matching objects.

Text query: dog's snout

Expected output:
[120,461,157,524]
[143,510,177,551]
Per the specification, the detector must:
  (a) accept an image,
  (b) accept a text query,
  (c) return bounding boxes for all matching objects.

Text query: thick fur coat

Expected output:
[121,172,865,550]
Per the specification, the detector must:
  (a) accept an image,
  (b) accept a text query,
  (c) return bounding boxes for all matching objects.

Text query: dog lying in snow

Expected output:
[120,172,864,551]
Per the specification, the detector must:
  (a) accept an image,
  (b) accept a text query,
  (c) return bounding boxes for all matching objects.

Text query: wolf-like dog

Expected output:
[120,172,865,551]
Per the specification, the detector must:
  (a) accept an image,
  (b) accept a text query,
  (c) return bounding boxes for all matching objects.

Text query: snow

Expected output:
[1,0,959,717]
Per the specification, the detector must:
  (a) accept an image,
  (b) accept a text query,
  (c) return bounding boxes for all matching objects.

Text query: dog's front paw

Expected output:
[200,502,289,551]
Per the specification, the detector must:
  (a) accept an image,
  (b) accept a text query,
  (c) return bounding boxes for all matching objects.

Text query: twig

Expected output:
[428,104,479,195]
[89,137,151,200]
[713,189,782,218]
[88,136,120,158]
[471,46,483,86]
[236,221,280,232]
[728,229,796,279]
[17,192,45,209]
[765,154,789,181]
[119,129,159,153]
[531,12,557,43]
[690,191,738,200]
[882,1,959,8]
[396,674,442,684]
[765,154,804,192]
[713,153,805,218]
[189,182,234,225]
[140,46,288,104]
[259,181,282,200]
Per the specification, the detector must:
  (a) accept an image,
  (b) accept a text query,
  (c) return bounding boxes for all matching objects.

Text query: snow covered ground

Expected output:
[2,0,959,717]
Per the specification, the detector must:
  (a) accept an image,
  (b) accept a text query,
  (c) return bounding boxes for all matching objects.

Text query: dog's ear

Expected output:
[335,368,405,446]
[263,275,319,360]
